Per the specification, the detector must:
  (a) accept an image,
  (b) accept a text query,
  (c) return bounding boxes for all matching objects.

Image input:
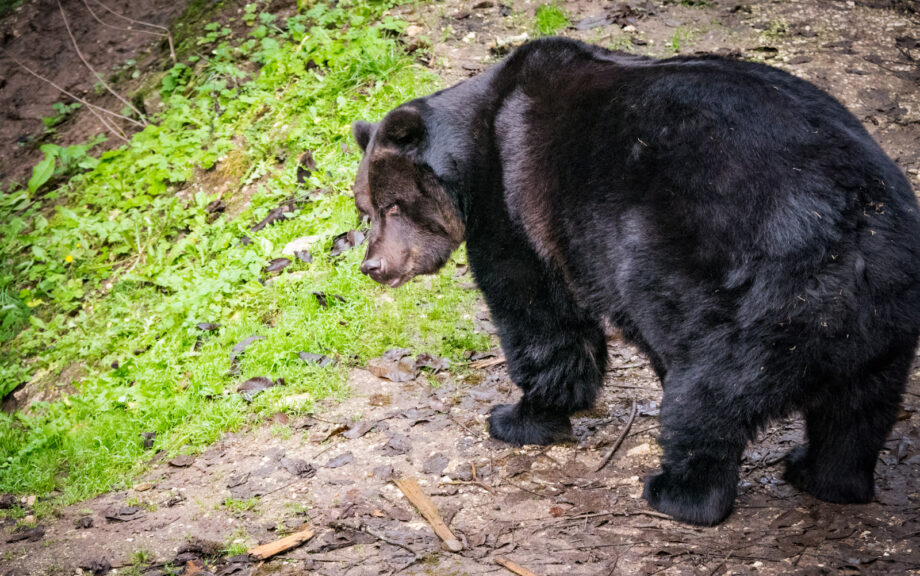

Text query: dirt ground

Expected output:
[0,0,190,185]
[3,0,920,574]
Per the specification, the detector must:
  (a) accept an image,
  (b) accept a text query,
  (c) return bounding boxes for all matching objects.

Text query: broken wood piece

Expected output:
[594,399,638,472]
[247,527,315,560]
[469,355,506,369]
[495,555,542,576]
[393,476,463,552]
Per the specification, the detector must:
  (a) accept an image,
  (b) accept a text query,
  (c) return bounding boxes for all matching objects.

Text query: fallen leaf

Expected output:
[325,452,355,468]
[297,150,317,184]
[383,433,411,455]
[422,453,450,476]
[79,559,111,576]
[549,506,566,517]
[251,201,295,232]
[298,351,334,367]
[104,506,142,522]
[6,526,44,542]
[281,457,317,478]
[368,350,418,382]
[229,335,265,365]
[237,376,278,401]
[140,431,156,449]
[294,250,313,263]
[330,229,366,257]
[196,322,221,331]
[416,353,449,372]
[344,420,374,439]
[227,472,250,488]
[266,258,292,273]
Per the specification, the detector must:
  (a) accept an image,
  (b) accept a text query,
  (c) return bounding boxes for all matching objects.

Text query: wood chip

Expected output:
[247,526,315,560]
[495,555,542,576]
[393,477,463,552]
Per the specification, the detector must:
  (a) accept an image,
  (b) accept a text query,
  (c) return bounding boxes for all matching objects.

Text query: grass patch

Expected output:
[534,3,569,36]
[0,0,489,507]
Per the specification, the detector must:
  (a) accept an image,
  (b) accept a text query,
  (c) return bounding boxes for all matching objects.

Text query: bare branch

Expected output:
[56,0,147,123]
[88,0,175,63]
[4,55,137,143]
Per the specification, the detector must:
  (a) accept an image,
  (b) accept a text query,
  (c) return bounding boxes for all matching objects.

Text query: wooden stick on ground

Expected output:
[469,356,506,369]
[393,476,463,552]
[594,399,638,473]
[247,527,315,560]
[495,555,542,576]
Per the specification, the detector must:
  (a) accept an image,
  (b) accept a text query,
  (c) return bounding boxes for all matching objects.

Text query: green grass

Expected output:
[534,3,569,37]
[0,0,489,508]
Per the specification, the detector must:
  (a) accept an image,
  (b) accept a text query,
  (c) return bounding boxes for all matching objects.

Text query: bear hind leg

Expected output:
[783,354,911,503]
[784,347,912,503]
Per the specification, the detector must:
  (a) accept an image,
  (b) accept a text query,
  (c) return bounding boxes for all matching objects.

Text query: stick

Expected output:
[495,555,542,576]
[57,0,147,122]
[247,527,315,560]
[469,356,506,369]
[393,477,463,552]
[593,399,638,472]
[88,0,176,63]
[5,56,139,135]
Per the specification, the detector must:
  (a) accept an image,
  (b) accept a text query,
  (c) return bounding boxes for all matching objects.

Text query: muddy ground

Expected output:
[3,0,920,574]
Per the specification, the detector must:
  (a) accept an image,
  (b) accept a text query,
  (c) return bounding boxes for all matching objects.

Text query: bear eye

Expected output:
[385,204,400,217]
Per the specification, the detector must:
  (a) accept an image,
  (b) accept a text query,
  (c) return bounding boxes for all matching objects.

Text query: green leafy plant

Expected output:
[534,3,569,36]
[0,0,489,510]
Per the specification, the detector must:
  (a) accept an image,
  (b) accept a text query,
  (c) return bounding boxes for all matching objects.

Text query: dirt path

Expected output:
[3,0,920,575]
[3,334,919,575]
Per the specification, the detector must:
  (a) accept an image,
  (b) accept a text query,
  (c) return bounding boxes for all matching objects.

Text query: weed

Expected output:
[534,3,569,36]
[222,527,250,556]
[223,496,259,515]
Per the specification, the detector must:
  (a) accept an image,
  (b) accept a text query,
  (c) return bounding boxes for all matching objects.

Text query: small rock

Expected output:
[282,236,319,256]
[134,482,154,492]
[406,24,424,37]
[169,454,195,468]
[622,24,637,33]
[627,443,651,457]
[22,495,36,507]
[75,516,94,529]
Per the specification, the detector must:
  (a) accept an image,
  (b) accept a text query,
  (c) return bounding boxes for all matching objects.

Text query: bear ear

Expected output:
[380,106,425,148]
[353,120,376,152]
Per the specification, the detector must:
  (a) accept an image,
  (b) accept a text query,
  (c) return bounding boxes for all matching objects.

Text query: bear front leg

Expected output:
[480,268,607,446]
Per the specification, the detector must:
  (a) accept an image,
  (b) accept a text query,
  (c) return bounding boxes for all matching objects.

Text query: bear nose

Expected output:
[361,258,382,275]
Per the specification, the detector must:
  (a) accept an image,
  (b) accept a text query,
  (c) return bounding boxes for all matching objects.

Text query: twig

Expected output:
[329,521,418,558]
[594,399,638,472]
[88,0,175,63]
[247,526,314,560]
[495,555,542,576]
[393,476,463,552]
[5,56,137,140]
[469,356,506,369]
[57,0,147,123]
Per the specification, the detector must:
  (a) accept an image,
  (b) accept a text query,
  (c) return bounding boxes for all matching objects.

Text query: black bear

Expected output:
[351,37,920,525]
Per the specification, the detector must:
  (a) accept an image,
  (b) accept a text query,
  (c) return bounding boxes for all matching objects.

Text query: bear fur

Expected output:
[351,37,920,525]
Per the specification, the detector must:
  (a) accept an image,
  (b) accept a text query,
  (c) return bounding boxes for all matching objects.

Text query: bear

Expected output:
[350,37,920,526]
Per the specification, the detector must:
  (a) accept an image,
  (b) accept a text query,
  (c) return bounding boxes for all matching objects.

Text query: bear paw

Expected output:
[782,446,874,504]
[643,469,735,526]
[487,403,572,446]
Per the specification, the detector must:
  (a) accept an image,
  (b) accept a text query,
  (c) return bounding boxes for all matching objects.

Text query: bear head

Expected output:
[352,105,466,288]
